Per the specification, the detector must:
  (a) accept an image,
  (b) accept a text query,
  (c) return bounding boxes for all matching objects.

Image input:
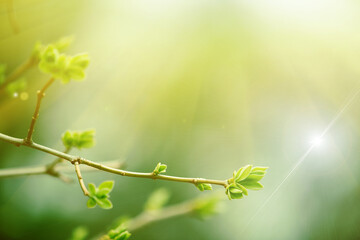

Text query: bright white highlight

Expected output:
[310,136,324,147]
[242,87,360,234]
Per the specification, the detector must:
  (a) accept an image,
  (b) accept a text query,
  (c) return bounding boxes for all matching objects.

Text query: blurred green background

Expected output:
[1,0,360,239]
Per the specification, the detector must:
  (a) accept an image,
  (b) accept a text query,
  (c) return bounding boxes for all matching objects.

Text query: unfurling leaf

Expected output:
[153,162,167,175]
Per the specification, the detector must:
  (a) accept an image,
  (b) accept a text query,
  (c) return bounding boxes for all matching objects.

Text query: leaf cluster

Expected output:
[87,181,114,209]
[226,165,268,200]
[39,45,89,83]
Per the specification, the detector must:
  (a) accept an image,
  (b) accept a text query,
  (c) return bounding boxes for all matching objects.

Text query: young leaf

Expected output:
[245,173,265,182]
[225,183,244,200]
[235,165,252,182]
[99,180,114,191]
[94,197,113,209]
[251,167,268,172]
[87,198,96,208]
[153,162,167,175]
[88,183,96,196]
[241,181,264,190]
[195,183,213,191]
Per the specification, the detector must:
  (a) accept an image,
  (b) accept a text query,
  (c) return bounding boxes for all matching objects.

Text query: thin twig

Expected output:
[25,77,55,143]
[46,147,71,173]
[0,133,229,188]
[74,161,89,196]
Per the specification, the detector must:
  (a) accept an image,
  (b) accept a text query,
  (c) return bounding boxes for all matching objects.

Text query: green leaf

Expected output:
[97,198,113,209]
[92,195,112,209]
[245,173,265,182]
[98,180,114,195]
[88,183,96,196]
[87,198,96,208]
[144,188,170,211]
[251,167,268,172]
[153,162,167,175]
[226,184,244,200]
[241,181,264,190]
[195,183,212,191]
[236,183,248,196]
[235,165,252,181]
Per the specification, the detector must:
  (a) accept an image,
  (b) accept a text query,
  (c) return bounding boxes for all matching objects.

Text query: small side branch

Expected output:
[128,200,194,231]
[25,77,55,143]
[74,161,89,196]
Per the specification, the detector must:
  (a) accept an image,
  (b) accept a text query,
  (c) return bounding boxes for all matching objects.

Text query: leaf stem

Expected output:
[25,77,55,143]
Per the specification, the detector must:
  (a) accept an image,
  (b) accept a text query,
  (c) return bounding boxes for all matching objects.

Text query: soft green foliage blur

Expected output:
[1,0,360,240]
[144,188,170,211]
[62,129,96,149]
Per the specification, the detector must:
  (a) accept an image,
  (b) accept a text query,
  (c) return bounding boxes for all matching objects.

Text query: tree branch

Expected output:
[0,133,228,188]
[25,77,55,143]
[0,160,125,179]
